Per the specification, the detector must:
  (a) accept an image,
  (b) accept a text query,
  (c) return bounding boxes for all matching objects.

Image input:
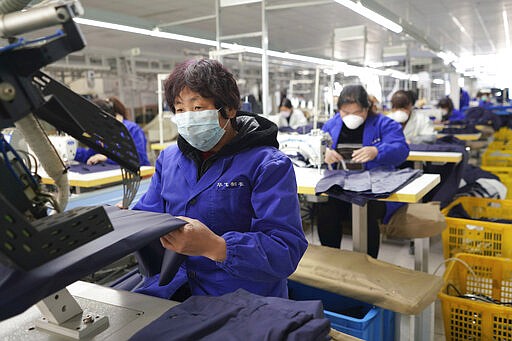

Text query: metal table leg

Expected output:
[352,203,367,253]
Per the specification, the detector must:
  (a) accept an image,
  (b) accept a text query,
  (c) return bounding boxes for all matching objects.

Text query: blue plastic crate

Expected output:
[288,280,394,341]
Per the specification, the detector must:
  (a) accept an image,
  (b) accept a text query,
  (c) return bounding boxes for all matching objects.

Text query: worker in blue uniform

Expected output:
[132,58,307,300]
[437,96,464,122]
[318,85,409,258]
[460,88,470,109]
[74,97,151,166]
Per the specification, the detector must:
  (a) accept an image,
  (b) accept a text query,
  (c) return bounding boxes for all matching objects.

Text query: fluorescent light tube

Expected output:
[74,17,414,80]
[451,15,466,33]
[334,0,403,34]
[503,9,510,48]
[74,18,219,47]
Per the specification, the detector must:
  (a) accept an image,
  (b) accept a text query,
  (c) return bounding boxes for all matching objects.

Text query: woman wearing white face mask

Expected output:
[319,85,409,258]
[277,98,308,130]
[131,58,307,300]
[389,90,436,144]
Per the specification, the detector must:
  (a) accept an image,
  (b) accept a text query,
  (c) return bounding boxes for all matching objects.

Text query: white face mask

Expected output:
[174,108,229,152]
[388,110,409,123]
[280,110,291,118]
[342,114,365,129]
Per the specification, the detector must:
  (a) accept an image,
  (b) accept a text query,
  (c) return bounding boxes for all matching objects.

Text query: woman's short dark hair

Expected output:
[164,58,240,118]
[337,85,371,112]
[391,90,412,110]
[280,98,293,109]
[438,97,454,113]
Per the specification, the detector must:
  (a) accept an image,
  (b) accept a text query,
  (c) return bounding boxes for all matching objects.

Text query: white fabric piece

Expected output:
[403,110,436,144]
[476,178,508,199]
[278,109,308,129]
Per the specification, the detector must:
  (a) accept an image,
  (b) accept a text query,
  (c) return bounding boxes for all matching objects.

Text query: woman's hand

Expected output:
[86,154,107,165]
[160,216,227,262]
[351,146,378,163]
[324,148,343,164]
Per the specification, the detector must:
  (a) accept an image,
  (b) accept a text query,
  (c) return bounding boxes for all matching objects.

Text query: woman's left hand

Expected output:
[351,146,378,163]
[160,216,227,262]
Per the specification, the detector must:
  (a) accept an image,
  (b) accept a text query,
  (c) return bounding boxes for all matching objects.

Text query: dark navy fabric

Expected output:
[463,107,502,130]
[408,140,469,208]
[462,164,500,183]
[0,206,185,321]
[75,119,150,166]
[447,203,471,219]
[315,167,423,207]
[439,124,479,134]
[129,289,331,341]
[69,162,120,174]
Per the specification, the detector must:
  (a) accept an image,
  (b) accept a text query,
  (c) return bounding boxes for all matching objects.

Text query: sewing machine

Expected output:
[277,129,331,168]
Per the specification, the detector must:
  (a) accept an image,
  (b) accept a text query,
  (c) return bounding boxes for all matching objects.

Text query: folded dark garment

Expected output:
[69,162,120,174]
[315,167,422,206]
[0,206,185,321]
[130,288,331,341]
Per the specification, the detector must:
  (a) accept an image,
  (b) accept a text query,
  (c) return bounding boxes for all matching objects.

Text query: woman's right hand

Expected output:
[324,148,343,164]
[86,154,107,165]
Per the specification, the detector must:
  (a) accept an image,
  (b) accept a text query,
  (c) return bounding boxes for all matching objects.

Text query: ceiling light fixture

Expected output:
[450,15,466,33]
[503,8,511,49]
[334,0,403,34]
[74,18,219,47]
[74,18,411,79]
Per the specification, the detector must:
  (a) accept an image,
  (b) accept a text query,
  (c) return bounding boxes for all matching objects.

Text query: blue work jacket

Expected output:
[322,112,409,169]
[447,108,465,122]
[322,112,410,222]
[75,119,150,166]
[133,144,307,299]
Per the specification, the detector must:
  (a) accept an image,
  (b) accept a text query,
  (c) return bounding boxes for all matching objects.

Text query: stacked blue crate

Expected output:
[288,280,394,341]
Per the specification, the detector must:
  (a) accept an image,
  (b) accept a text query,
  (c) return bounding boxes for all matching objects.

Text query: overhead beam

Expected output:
[157,15,216,29]
[220,31,262,40]
[266,0,331,11]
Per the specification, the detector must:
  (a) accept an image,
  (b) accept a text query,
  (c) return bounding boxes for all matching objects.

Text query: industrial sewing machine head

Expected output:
[277,129,332,168]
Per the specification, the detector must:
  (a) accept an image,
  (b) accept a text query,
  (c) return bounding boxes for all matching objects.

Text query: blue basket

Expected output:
[288,280,394,341]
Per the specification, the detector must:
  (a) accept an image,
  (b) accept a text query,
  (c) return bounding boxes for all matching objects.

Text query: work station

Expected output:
[2,1,512,340]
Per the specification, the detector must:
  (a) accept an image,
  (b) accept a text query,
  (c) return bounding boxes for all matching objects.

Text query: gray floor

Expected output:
[303,222,447,340]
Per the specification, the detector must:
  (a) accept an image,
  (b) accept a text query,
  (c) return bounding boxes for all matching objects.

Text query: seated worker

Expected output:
[319,85,409,258]
[278,98,308,129]
[74,97,151,166]
[437,96,464,122]
[132,58,307,299]
[476,90,493,108]
[387,90,436,144]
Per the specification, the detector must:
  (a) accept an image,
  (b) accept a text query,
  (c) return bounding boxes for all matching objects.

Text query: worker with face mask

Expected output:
[388,90,436,144]
[437,96,464,122]
[277,98,308,130]
[319,85,409,258]
[132,58,307,300]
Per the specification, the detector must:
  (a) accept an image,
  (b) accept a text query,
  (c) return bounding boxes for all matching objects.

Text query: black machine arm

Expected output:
[0,1,141,271]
